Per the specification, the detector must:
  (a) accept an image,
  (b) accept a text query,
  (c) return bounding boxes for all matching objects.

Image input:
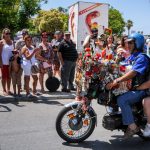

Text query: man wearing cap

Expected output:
[15,29,28,51]
[51,31,62,77]
[58,31,78,92]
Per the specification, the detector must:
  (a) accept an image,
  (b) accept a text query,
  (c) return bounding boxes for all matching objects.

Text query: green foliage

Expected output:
[0,0,47,33]
[34,9,69,33]
[0,0,19,32]
[109,7,126,35]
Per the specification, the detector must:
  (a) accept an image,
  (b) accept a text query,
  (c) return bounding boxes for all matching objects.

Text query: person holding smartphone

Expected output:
[21,35,40,97]
[36,31,54,93]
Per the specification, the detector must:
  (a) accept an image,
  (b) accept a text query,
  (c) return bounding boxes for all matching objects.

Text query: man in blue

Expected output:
[107,33,150,139]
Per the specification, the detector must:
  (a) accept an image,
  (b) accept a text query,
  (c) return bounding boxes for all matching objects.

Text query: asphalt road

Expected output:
[0,99,150,150]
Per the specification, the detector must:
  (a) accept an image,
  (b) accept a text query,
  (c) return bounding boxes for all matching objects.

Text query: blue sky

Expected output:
[41,0,150,35]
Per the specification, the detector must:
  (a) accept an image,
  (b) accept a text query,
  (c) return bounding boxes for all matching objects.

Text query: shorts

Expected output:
[11,69,23,86]
[22,64,32,76]
[1,65,10,80]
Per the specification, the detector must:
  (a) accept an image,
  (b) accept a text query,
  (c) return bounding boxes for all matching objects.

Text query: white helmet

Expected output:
[146,38,150,44]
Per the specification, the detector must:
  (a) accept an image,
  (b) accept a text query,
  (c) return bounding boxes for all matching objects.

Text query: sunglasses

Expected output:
[42,36,48,38]
[12,51,18,54]
[22,32,28,35]
[5,32,11,35]
[26,39,32,42]
[65,34,71,36]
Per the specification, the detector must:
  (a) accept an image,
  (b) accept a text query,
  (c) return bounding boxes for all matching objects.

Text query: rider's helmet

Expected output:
[127,33,145,51]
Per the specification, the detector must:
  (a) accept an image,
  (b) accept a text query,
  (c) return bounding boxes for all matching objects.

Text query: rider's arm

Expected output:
[137,80,150,90]
[115,70,137,83]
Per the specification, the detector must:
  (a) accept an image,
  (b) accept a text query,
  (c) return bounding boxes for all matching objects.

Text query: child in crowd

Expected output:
[9,49,22,97]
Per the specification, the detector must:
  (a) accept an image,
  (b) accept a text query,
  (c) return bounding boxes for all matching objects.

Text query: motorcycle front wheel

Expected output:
[56,106,96,143]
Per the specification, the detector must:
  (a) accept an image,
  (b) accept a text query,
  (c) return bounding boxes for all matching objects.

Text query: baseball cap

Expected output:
[22,29,28,35]
[64,31,71,35]
[55,31,61,35]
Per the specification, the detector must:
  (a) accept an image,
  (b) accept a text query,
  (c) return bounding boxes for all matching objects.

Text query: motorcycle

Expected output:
[56,63,150,143]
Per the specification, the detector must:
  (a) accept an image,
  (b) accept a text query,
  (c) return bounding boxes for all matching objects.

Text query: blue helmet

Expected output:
[128,33,145,51]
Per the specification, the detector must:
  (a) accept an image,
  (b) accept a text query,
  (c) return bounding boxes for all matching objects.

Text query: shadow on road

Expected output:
[0,101,25,109]
[0,105,12,112]
[33,99,64,106]
[62,136,150,150]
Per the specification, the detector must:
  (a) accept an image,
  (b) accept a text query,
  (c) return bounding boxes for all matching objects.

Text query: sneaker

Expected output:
[61,89,71,93]
[7,91,13,96]
[17,94,22,98]
[33,92,42,96]
[13,94,17,97]
[143,124,150,137]
[26,93,35,98]
[124,127,140,139]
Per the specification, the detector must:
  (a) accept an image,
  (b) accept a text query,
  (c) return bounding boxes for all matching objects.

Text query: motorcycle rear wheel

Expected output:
[56,106,96,143]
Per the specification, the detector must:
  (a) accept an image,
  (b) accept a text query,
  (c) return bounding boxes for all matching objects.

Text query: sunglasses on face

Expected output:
[22,32,28,35]
[5,32,11,35]
[42,36,48,38]
[42,32,48,36]
[65,34,71,36]
[12,51,18,54]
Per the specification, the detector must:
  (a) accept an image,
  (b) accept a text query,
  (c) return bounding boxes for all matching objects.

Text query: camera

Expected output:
[52,45,58,49]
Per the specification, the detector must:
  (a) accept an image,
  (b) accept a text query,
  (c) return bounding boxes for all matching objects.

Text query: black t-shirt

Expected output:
[58,39,78,62]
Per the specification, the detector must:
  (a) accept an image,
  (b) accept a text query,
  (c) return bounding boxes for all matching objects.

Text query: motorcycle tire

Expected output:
[45,77,60,92]
[56,106,96,143]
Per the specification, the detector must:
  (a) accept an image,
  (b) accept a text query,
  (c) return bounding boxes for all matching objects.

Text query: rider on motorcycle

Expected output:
[106,33,150,139]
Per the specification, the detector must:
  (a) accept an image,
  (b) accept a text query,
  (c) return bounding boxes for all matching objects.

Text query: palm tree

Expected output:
[57,7,68,13]
[126,20,133,35]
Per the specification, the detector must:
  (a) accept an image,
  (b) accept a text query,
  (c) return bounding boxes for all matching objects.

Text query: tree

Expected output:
[34,9,69,33]
[0,0,47,33]
[17,0,48,31]
[126,20,133,35]
[57,7,68,13]
[0,0,20,32]
[109,7,125,35]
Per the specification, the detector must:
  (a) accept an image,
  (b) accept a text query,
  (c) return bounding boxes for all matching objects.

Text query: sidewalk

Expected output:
[0,74,76,103]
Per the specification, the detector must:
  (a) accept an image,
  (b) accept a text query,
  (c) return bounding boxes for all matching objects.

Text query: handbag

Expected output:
[30,60,39,74]
[43,61,51,69]
[31,65,39,74]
